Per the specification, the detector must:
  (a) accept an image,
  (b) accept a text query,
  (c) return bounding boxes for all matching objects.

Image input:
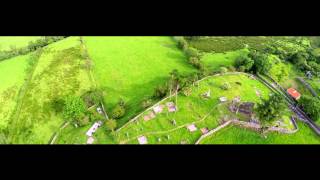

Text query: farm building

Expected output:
[153,105,164,114]
[287,88,301,100]
[219,97,227,102]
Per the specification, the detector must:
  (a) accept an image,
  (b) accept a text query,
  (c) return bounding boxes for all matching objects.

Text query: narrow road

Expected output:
[255,74,320,135]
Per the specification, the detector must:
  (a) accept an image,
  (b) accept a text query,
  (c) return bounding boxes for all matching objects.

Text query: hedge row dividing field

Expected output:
[0,36,41,51]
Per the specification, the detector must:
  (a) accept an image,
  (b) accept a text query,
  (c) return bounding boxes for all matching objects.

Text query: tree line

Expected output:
[0,36,67,61]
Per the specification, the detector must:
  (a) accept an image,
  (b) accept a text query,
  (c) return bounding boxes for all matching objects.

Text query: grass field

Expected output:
[7,37,93,144]
[84,36,196,126]
[0,36,41,51]
[113,73,280,144]
[201,49,249,72]
[199,121,320,144]
[0,54,30,129]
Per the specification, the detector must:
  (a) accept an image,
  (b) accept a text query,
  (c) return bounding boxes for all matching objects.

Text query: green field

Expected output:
[0,54,30,129]
[7,37,93,144]
[199,121,320,144]
[84,36,196,126]
[0,36,319,144]
[0,36,41,51]
[201,49,249,72]
[114,73,280,144]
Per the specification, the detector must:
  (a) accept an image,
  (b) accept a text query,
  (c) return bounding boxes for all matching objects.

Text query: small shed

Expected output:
[200,128,209,135]
[187,124,197,132]
[153,105,164,114]
[166,102,177,112]
[138,136,148,144]
[219,97,227,102]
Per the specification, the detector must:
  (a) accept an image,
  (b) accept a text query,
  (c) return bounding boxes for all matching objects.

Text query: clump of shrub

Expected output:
[182,86,192,96]
[219,67,228,74]
[111,99,126,119]
[141,97,153,109]
[82,89,104,107]
[221,82,231,90]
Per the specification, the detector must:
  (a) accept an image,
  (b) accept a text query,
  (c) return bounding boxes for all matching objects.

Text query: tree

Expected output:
[276,67,289,82]
[105,119,117,132]
[153,84,168,99]
[78,115,90,127]
[256,93,286,125]
[185,47,199,58]
[111,99,126,119]
[188,56,202,69]
[62,96,86,121]
[308,61,320,75]
[298,95,320,122]
[51,98,65,113]
[249,51,272,74]
[82,89,103,107]
[141,98,153,109]
[235,55,254,72]
[182,86,192,96]
[219,67,228,74]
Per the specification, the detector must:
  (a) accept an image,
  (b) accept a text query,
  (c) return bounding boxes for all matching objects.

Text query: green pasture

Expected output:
[84,36,196,126]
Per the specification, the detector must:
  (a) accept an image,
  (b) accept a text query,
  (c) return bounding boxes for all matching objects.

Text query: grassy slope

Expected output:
[201,49,249,71]
[115,73,275,144]
[7,37,93,144]
[199,121,320,144]
[84,36,196,126]
[0,36,41,51]
[0,55,30,128]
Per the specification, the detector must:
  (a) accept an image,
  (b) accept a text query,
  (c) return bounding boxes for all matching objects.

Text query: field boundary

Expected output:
[7,50,42,142]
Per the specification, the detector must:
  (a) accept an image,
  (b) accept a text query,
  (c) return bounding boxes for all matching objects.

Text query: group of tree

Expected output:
[256,93,286,126]
[173,36,206,72]
[234,55,254,72]
[286,51,320,77]
[152,70,202,100]
[264,44,320,78]
[298,95,320,122]
[0,36,66,61]
[51,89,104,127]
[234,50,272,75]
